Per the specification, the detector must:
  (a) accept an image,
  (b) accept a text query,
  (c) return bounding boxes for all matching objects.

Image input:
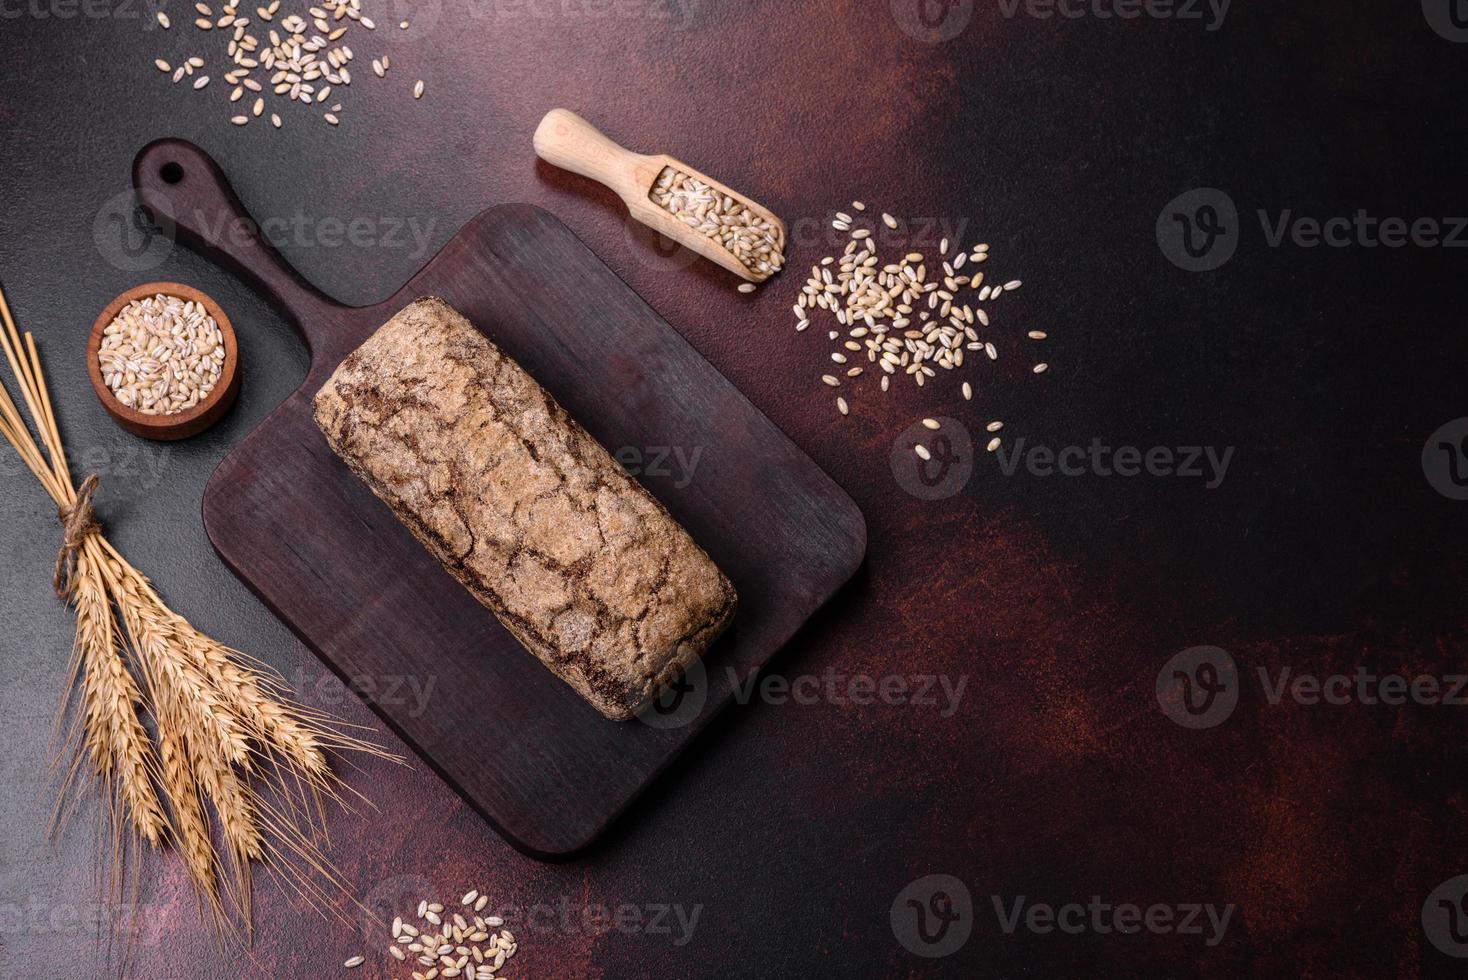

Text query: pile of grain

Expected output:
[792,202,1050,453]
[152,0,424,129]
[97,294,224,416]
[346,889,519,978]
[650,167,785,280]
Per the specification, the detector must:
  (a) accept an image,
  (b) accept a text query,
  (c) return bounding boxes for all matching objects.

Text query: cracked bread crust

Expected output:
[312,297,736,721]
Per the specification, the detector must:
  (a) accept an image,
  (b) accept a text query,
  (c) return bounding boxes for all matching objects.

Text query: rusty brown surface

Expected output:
[3,0,1468,977]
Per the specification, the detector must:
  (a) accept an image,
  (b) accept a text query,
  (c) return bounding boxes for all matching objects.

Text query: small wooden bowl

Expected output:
[88,282,240,441]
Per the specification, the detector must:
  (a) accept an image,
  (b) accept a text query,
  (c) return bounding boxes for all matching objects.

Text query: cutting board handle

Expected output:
[132,139,345,357]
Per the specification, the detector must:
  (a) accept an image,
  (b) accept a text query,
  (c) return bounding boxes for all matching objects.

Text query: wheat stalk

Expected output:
[67,547,167,848]
[116,569,255,770]
[0,278,398,935]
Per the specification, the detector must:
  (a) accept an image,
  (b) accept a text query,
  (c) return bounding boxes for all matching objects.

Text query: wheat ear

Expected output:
[0,278,401,937]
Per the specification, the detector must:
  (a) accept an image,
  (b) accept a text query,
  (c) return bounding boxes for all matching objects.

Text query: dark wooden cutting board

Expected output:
[131,140,866,857]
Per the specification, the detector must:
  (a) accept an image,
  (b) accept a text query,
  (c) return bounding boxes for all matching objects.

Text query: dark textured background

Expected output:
[3,0,1468,976]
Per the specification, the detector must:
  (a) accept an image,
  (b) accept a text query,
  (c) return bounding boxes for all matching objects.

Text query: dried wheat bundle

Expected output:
[0,279,395,935]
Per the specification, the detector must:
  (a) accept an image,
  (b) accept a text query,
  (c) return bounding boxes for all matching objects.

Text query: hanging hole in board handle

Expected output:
[160,162,184,185]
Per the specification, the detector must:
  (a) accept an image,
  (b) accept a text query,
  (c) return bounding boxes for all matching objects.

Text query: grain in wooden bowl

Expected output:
[87,282,240,440]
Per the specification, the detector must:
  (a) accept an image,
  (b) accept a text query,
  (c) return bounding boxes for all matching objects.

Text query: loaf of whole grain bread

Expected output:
[312,297,736,721]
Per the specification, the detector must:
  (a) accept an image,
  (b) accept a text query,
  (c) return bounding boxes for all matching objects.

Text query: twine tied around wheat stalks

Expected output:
[53,473,100,598]
[0,279,399,938]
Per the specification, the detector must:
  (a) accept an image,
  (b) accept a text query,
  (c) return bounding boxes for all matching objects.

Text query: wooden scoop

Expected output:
[533,108,785,283]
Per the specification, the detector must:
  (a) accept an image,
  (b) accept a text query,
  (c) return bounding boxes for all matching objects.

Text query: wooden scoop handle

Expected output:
[533,110,780,283]
[533,109,650,190]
